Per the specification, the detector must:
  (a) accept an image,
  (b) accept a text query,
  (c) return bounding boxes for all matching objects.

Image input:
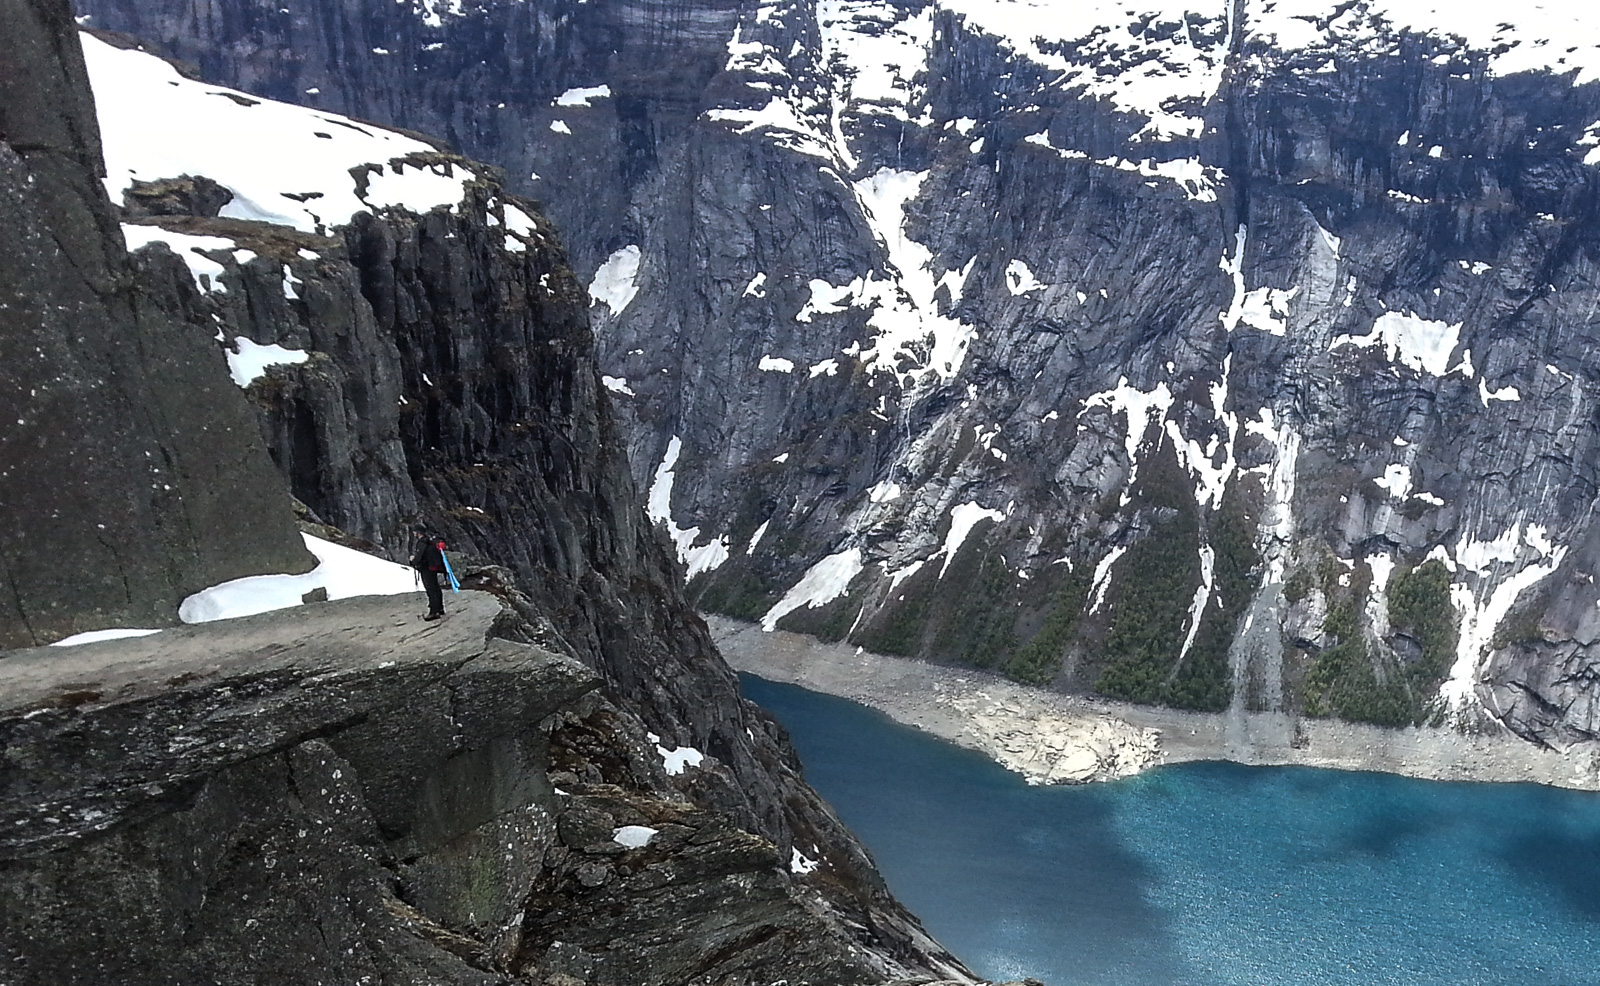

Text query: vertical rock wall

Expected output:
[0,0,309,647]
[113,138,961,983]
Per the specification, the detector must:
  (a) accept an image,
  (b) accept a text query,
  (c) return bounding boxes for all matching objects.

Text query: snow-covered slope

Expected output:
[85,32,482,234]
[74,33,480,623]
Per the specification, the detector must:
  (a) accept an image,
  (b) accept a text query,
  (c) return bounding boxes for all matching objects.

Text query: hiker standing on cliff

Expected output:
[409,526,447,621]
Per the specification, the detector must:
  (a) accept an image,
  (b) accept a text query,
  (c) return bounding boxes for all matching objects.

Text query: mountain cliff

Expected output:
[0,3,968,981]
[0,0,310,647]
[71,0,1600,747]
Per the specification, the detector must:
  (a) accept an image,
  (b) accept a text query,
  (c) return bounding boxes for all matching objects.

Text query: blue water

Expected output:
[741,675,1600,986]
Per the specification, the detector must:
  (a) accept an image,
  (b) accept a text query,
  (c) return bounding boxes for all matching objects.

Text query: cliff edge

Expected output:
[1,593,961,985]
[0,1,975,981]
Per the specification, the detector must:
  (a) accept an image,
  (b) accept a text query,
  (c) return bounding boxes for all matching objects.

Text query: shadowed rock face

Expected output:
[127,190,967,984]
[0,6,971,981]
[73,0,1600,746]
[0,0,309,647]
[0,594,949,986]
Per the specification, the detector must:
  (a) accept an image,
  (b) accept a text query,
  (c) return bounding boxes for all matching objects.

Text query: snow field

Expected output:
[762,548,864,631]
[178,533,419,624]
[85,34,480,236]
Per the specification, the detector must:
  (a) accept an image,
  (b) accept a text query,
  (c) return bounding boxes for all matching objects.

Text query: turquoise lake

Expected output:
[741,675,1600,986]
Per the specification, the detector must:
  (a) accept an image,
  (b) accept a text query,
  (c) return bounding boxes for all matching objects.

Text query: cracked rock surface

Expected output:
[0,594,970,985]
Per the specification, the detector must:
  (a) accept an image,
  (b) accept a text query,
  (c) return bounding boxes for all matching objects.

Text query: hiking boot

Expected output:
[423,611,444,622]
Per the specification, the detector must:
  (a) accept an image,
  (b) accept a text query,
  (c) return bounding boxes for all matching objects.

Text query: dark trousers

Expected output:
[420,569,444,615]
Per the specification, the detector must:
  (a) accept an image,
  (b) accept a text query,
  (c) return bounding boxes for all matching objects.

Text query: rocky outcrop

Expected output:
[112,153,954,971]
[69,27,970,981]
[0,0,309,648]
[0,9,970,982]
[73,0,1600,749]
[0,593,956,985]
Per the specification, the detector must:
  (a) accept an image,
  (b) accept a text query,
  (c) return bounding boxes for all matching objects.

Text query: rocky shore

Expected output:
[710,617,1600,792]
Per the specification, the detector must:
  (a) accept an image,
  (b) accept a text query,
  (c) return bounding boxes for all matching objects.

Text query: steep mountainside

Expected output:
[76,0,1600,749]
[0,5,967,981]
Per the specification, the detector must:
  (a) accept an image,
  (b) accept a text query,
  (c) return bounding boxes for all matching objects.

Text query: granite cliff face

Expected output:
[74,0,1600,752]
[0,0,309,647]
[0,6,968,982]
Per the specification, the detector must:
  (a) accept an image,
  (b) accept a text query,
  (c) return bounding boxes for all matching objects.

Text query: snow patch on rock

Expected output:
[938,0,1230,140]
[612,825,658,848]
[179,534,418,623]
[939,502,1004,578]
[656,743,705,775]
[1081,377,1176,503]
[1373,464,1413,499]
[1441,522,1568,713]
[1331,311,1464,377]
[1004,259,1045,295]
[589,245,642,315]
[747,520,771,555]
[228,337,310,388]
[555,85,612,107]
[50,627,164,647]
[790,847,820,874]
[121,225,235,294]
[845,168,976,383]
[762,548,864,630]
[1478,379,1521,406]
[646,436,728,582]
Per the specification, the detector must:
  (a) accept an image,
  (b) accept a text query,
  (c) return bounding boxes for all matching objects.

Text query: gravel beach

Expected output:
[710,616,1600,791]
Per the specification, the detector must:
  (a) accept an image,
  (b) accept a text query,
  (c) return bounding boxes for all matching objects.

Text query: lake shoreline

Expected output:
[709,615,1600,791]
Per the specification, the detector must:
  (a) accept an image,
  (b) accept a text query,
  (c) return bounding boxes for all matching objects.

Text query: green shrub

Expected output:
[1092,445,1249,712]
[1283,567,1313,604]
[692,563,778,622]
[855,584,929,657]
[785,594,858,643]
[1172,488,1260,712]
[1301,558,1455,728]
[1302,637,1412,727]
[1095,513,1203,705]
[1005,567,1090,685]
[930,549,1018,668]
[1387,559,1457,682]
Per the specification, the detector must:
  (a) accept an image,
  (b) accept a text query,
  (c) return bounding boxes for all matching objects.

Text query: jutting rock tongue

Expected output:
[0,0,311,648]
